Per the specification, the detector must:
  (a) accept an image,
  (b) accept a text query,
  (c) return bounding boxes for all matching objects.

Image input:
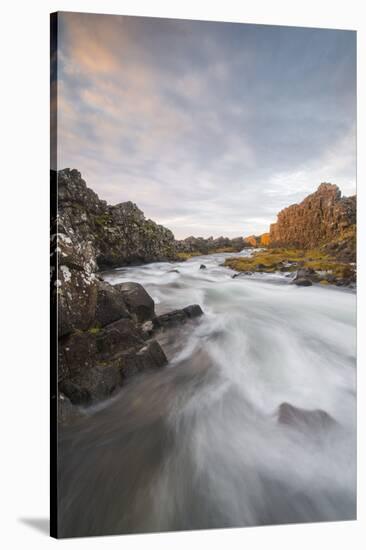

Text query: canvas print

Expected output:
[50,12,356,538]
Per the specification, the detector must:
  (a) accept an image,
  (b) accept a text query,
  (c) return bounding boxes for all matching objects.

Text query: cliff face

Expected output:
[269,183,356,260]
[52,169,197,415]
[58,168,177,269]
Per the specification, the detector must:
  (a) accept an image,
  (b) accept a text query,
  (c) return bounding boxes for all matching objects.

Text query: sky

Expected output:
[55,12,356,239]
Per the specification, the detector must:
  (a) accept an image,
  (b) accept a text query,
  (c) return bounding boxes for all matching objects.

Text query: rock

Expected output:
[95,318,145,358]
[112,340,168,379]
[278,402,337,433]
[269,183,356,262]
[59,380,91,405]
[291,267,319,285]
[168,269,180,273]
[292,278,313,287]
[200,264,207,270]
[153,304,203,329]
[58,393,83,424]
[176,235,245,255]
[56,168,178,270]
[95,280,130,327]
[114,282,155,323]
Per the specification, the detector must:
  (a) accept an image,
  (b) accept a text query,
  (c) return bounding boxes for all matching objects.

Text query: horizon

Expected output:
[55,13,356,239]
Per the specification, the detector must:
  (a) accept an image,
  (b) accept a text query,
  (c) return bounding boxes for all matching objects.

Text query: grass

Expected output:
[223,247,354,281]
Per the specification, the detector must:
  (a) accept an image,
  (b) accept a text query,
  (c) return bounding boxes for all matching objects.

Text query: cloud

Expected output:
[56,13,356,238]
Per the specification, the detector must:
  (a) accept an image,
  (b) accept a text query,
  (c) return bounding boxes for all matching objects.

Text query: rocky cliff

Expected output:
[269,183,356,261]
[51,169,202,418]
[58,168,178,269]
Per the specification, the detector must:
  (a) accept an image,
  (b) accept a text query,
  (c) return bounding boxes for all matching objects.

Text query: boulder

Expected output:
[153,304,203,329]
[292,278,313,287]
[200,264,207,270]
[95,280,130,327]
[114,282,155,323]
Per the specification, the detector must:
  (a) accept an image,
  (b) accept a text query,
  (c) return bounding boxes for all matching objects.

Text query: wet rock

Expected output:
[113,340,168,379]
[114,282,155,323]
[278,402,337,433]
[200,264,207,270]
[168,269,180,273]
[292,278,313,287]
[95,280,130,327]
[184,304,204,318]
[153,304,203,329]
[95,318,145,358]
[57,393,83,424]
[59,380,91,405]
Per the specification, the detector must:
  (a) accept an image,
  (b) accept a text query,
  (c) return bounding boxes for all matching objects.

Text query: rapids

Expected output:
[58,250,356,537]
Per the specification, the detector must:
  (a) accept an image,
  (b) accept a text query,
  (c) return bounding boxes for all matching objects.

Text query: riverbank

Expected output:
[223,247,356,287]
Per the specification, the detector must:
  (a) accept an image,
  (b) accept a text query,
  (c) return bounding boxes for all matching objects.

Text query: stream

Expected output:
[58,250,356,537]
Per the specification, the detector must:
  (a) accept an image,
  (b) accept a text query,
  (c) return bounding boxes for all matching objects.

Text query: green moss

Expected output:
[224,247,355,285]
[94,213,112,227]
[88,326,101,335]
[176,251,203,260]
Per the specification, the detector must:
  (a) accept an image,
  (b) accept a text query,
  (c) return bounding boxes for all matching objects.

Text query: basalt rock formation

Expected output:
[51,169,203,417]
[58,168,178,269]
[269,183,356,261]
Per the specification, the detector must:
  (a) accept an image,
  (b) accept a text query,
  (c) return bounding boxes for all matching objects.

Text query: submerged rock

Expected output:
[153,304,203,329]
[292,278,313,287]
[278,403,337,433]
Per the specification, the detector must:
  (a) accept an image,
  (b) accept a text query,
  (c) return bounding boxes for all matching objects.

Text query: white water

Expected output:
[59,250,356,537]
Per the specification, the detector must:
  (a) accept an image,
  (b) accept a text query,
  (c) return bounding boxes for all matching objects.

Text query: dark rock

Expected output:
[58,393,81,424]
[292,278,313,287]
[114,282,155,323]
[59,380,91,405]
[153,304,203,329]
[200,264,207,269]
[168,269,180,273]
[95,280,130,327]
[278,402,337,433]
[113,340,167,379]
[183,304,204,319]
[95,318,145,358]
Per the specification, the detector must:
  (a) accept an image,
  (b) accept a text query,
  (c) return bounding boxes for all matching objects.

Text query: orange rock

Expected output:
[243,235,258,247]
[260,233,270,246]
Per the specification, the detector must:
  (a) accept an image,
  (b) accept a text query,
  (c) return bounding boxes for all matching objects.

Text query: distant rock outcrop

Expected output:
[176,235,245,255]
[243,233,271,247]
[269,183,356,261]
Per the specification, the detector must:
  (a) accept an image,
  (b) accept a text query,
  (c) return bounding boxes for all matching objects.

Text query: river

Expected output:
[58,250,356,537]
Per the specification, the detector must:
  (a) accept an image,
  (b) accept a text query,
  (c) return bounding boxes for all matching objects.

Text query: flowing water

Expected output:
[58,250,356,537]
